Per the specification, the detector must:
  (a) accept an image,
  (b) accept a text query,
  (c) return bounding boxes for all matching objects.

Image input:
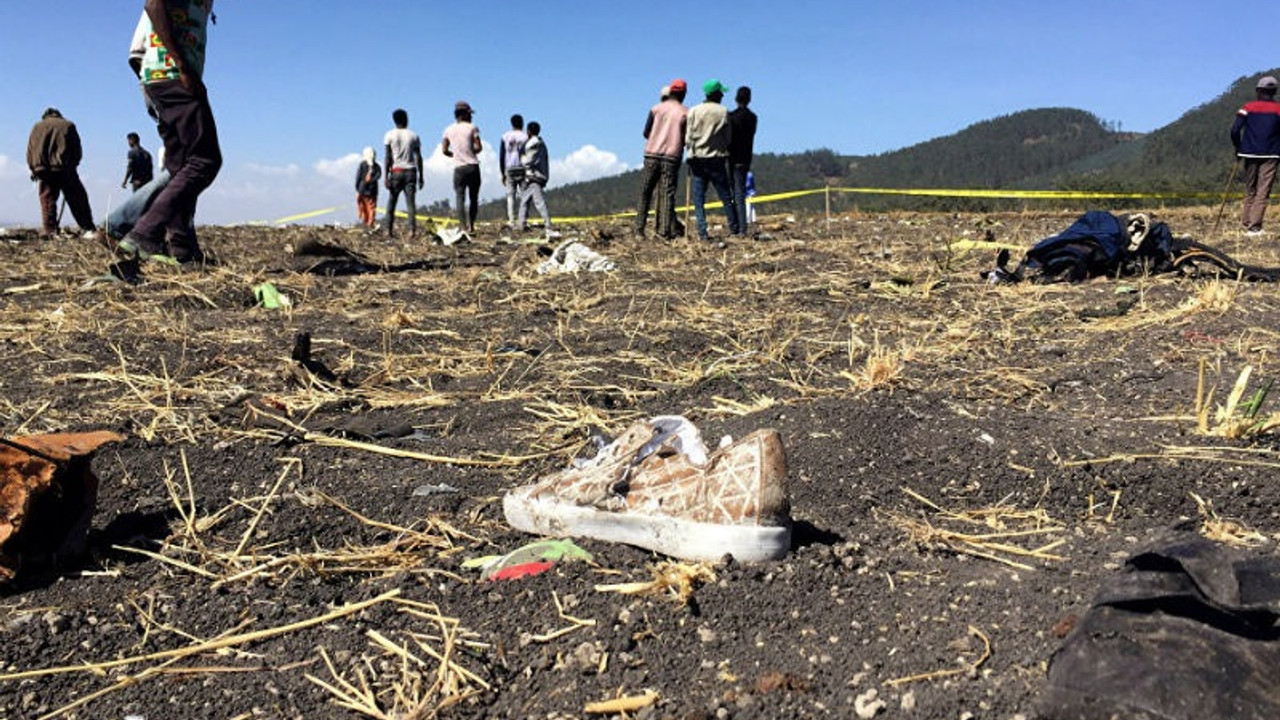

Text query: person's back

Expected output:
[383,109,423,237]
[500,115,528,229]
[1233,95,1280,159]
[1231,76,1280,234]
[685,100,730,159]
[26,108,94,238]
[644,99,688,160]
[27,112,81,174]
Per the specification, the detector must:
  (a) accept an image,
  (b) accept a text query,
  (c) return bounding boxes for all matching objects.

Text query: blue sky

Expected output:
[0,0,1274,227]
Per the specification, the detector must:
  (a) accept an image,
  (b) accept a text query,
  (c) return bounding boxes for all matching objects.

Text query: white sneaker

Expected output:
[81,229,100,241]
[504,416,792,563]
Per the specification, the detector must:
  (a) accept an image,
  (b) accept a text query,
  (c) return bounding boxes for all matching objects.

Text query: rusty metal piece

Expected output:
[0,431,123,582]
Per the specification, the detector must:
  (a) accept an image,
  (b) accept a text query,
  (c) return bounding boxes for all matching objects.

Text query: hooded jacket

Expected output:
[27,113,83,174]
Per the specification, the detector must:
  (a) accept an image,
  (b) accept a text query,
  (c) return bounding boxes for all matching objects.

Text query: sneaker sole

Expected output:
[503,490,791,563]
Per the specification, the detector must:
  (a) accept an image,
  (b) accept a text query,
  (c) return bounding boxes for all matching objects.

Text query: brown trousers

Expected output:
[1241,157,1279,230]
[37,169,94,235]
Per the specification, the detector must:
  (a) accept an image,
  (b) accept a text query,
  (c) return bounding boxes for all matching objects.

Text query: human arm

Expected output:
[643,110,655,140]
[145,0,202,93]
[414,140,424,189]
[1230,113,1246,152]
[470,127,482,155]
[384,144,393,189]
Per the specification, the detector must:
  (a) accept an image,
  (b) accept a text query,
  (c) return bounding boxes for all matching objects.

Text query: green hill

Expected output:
[481,69,1280,218]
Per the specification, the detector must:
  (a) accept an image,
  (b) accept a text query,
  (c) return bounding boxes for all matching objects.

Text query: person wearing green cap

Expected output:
[685,79,740,241]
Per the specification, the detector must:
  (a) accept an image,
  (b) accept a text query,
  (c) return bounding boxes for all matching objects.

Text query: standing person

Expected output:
[122,132,155,192]
[517,121,551,234]
[1231,76,1280,235]
[500,115,528,230]
[635,79,688,239]
[354,147,380,229]
[727,86,757,236]
[442,101,482,233]
[26,108,97,239]
[685,79,740,241]
[383,108,423,238]
[117,0,221,266]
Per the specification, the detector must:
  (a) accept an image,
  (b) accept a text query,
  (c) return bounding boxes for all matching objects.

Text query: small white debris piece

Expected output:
[854,689,886,718]
[537,239,615,274]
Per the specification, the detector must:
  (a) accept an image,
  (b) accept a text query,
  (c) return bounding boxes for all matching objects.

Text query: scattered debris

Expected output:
[595,561,717,605]
[0,431,122,582]
[984,211,1280,283]
[252,281,291,309]
[536,238,616,274]
[1043,537,1280,720]
[463,538,594,582]
[854,688,886,718]
[437,227,471,246]
[412,482,460,497]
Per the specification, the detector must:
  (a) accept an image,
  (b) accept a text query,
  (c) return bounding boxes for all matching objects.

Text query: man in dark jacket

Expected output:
[728,86,757,236]
[1231,75,1280,235]
[26,108,97,239]
[122,132,155,191]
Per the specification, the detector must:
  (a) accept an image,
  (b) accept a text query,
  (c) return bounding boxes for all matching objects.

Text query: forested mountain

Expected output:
[484,69,1280,218]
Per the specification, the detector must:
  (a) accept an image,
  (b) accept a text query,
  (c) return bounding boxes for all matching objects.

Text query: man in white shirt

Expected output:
[383,108,424,239]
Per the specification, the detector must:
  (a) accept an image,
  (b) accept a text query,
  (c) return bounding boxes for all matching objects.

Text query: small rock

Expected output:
[901,690,916,711]
[854,689,886,718]
[697,626,718,643]
[42,611,69,635]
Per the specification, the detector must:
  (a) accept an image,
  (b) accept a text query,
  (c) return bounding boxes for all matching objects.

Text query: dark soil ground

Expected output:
[2,207,1280,720]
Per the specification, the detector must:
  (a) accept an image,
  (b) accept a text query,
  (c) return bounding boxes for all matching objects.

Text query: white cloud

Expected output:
[244,162,302,178]
[0,155,14,178]
[550,145,629,187]
[314,153,360,181]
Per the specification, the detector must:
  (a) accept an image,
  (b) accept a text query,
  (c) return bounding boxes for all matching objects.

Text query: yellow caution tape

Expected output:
[267,185,1223,226]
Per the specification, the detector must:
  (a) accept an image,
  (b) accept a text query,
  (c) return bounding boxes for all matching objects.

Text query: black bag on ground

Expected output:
[1040,536,1280,720]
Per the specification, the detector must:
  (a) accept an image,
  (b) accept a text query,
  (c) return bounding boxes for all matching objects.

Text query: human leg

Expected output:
[1242,160,1262,229]
[688,159,711,239]
[505,169,524,228]
[126,80,221,256]
[107,170,171,239]
[452,167,468,230]
[527,181,549,229]
[636,157,661,234]
[1252,159,1279,230]
[384,172,405,235]
[403,170,418,236]
[708,161,739,236]
[731,164,749,235]
[37,175,61,236]
[465,166,480,231]
[60,170,95,231]
[656,158,680,238]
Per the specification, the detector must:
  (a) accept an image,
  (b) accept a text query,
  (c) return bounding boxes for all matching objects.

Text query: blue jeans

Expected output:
[688,157,739,238]
[731,164,750,234]
[106,169,171,239]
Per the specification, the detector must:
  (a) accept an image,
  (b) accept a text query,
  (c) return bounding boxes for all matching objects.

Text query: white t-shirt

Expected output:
[384,127,421,171]
[443,122,481,166]
[500,129,527,170]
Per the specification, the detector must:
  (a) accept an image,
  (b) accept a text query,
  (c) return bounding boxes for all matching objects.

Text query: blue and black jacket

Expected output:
[1232,99,1280,158]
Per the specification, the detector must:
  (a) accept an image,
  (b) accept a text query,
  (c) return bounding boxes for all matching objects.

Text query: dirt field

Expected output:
[2,208,1279,720]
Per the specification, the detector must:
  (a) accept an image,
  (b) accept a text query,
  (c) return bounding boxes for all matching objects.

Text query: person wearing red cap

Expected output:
[635,79,688,239]
[1232,76,1280,235]
[442,101,483,233]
